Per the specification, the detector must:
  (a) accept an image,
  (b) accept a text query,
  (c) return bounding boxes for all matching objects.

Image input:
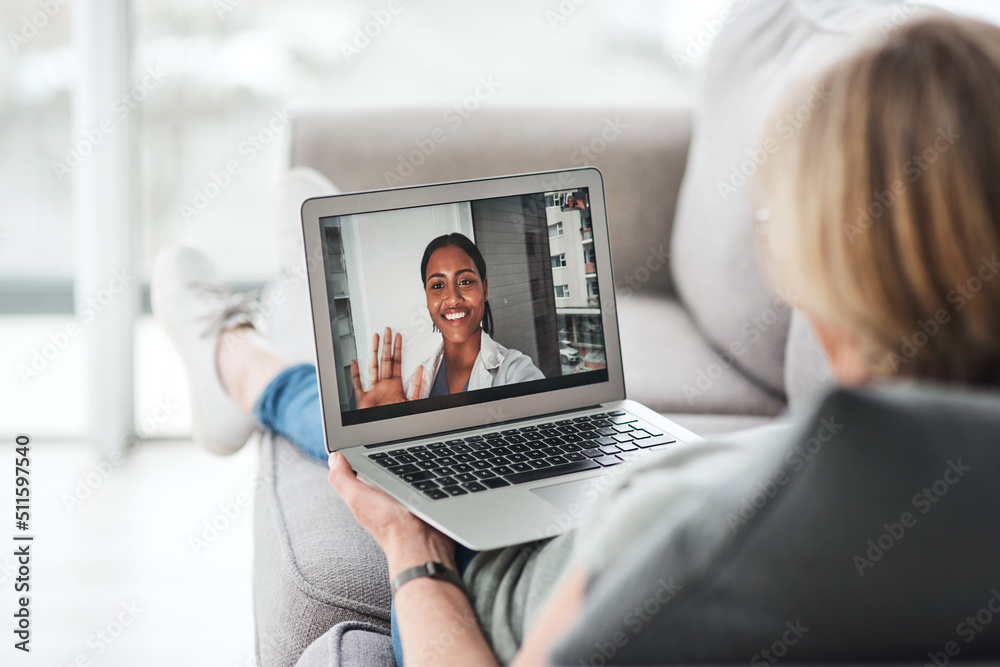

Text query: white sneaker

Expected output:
[152,245,258,455]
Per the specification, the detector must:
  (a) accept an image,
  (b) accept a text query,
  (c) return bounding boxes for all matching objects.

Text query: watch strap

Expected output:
[391,561,465,597]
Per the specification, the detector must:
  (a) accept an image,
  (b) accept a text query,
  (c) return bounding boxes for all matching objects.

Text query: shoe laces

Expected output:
[188,282,260,338]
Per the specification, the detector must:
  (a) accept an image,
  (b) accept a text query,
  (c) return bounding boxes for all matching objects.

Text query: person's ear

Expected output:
[807,312,870,386]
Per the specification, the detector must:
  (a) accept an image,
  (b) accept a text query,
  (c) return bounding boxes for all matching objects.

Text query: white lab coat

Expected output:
[404,329,544,399]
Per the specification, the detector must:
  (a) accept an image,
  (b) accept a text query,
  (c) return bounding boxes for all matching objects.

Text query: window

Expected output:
[583,248,596,264]
[588,280,600,297]
[555,285,570,299]
[548,222,563,238]
[551,253,566,268]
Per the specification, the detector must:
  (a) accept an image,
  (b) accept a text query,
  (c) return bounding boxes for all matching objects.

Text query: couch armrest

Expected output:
[295,621,394,667]
[288,106,691,296]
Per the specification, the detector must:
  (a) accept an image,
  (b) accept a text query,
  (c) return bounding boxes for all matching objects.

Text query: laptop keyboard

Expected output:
[366,410,676,500]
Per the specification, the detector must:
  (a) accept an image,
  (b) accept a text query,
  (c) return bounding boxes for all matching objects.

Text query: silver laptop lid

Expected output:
[301,167,625,451]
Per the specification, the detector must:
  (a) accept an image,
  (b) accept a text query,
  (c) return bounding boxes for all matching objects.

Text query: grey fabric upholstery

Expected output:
[254,435,391,667]
[551,383,1000,664]
[669,0,906,400]
[289,106,691,299]
[294,622,393,667]
[784,309,834,413]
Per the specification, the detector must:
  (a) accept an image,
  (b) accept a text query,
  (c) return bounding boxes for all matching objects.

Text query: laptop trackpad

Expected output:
[530,476,608,516]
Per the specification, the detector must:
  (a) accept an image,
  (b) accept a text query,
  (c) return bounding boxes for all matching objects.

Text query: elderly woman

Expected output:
[154,14,1000,666]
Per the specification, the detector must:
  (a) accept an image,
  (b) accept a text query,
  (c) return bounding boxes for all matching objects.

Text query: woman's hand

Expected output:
[350,327,425,409]
[328,451,456,576]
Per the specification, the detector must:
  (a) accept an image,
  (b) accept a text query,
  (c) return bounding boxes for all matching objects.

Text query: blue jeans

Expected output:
[253,363,478,666]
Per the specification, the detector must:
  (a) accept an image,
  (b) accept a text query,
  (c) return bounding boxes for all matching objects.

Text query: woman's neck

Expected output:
[442,329,482,392]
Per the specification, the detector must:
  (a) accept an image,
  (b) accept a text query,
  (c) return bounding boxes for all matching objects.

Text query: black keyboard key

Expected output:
[507,453,528,462]
[463,482,487,493]
[424,488,448,499]
[455,453,476,463]
[417,460,438,470]
[572,415,592,422]
[370,452,390,459]
[504,459,600,485]
[608,410,626,416]
[472,450,492,460]
[455,472,477,483]
[511,462,533,472]
[583,448,603,458]
[530,459,551,469]
[433,466,455,476]
[401,471,435,483]
[506,435,527,444]
[464,435,484,443]
[436,456,457,466]
[452,463,473,473]
[526,440,548,450]
[413,480,438,491]
[591,419,613,428]
[375,457,398,467]
[560,443,583,452]
[500,429,521,436]
[509,444,529,453]
[436,476,458,486]
[485,438,506,448]
[492,446,512,457]
[595,436,617,446]
[541,447,563,457]
[452,444,473,453]
[538,422,557,428]
[494,465,514,476]
[564,452,586,462]
[471,460,491,470]
[442,485,468,496]
[548,455,568,465]
[388,464,420,475]
[526,450,546,460]
[556,419,574,425]
[474,470,497,480]
[446,439,465,446]
[596,427,617,436]
[483,477,511,489]
[486,456,510,466]
[414,451,435,461]
[428,442,449,449]
[594,455,623,467]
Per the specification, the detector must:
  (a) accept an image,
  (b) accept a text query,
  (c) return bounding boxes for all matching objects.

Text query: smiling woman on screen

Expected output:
[350,233,544,409]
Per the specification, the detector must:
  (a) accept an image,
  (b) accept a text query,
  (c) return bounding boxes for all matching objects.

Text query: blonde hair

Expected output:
[764,15,1000,385]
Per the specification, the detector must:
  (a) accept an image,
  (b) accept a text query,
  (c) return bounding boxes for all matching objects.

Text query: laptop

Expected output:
[301,167,701,550]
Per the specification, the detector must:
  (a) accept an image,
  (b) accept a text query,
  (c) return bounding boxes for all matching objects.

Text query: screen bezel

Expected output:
[302,167,624,451]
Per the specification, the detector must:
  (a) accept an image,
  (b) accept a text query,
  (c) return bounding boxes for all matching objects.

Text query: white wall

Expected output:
[341,203,474,388]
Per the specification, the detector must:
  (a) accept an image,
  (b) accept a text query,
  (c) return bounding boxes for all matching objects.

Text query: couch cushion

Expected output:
[618,293,784,416]
[289,106,691,297]
[254,435,391,667]
[294,622,394,667]
[670,0,908,399]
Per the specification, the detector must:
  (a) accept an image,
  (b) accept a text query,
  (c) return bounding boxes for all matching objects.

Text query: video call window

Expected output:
[320,189,608,425]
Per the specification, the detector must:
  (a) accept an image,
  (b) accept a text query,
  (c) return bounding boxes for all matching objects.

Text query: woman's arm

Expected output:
[328,453,498,667]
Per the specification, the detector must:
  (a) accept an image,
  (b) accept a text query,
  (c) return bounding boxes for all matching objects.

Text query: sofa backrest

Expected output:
[288,106,691,297]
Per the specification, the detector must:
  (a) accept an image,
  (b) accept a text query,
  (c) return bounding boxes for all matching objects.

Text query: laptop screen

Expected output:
[319,187,609,426]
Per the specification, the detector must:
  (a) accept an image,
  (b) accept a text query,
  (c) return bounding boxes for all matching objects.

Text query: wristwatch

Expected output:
[391,561,466,597]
